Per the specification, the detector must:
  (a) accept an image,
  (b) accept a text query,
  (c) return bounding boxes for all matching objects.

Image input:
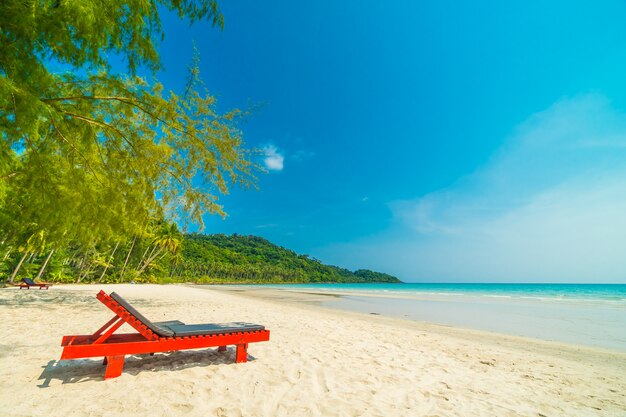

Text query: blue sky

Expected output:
[154,1,626,282]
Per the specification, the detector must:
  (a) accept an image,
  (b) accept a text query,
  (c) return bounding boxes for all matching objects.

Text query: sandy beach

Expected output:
[1,284,625,417]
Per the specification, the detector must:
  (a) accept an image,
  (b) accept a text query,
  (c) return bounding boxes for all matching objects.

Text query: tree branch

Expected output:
[41,95,209,149]
[46,109,103,185]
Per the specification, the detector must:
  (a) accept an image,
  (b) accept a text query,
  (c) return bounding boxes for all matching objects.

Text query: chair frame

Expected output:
[19,278,50,289]
[60,290,270,379]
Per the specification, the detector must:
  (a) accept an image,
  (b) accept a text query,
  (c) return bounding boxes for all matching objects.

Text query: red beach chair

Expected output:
[19,278,51,289]
[60,290,270,379]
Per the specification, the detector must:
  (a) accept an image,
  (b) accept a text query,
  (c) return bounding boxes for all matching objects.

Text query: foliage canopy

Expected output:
[0,0,255,272]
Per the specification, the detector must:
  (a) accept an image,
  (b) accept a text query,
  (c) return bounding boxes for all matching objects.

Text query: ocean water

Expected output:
[261,283,626,351]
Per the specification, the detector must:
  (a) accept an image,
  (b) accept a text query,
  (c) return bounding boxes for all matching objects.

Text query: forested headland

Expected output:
[0,232,400,284]
[176,234,401,283]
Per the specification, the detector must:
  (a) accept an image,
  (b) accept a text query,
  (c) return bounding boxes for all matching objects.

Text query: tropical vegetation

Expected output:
[0,232,401,284]
[174,234,401,283]
[0,1,254,283]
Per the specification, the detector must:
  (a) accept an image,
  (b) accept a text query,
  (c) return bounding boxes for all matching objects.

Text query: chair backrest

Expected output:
[109,292,175,338]
[22,278,36,285]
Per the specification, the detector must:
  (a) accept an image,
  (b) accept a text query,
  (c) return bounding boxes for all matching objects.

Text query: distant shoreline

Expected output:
[209,283,626,352]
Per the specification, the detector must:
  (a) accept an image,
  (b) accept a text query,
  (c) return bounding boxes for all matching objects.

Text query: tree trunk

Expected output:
[136,245,156,272]
[78,262,94,283]
[136,247,163,277]
[35,249,55,280]
[120,236,137,279]
[98,241,120,283]
[76,255,86,276]
[77,256,96,283]
[77,253,94,283]
[9,252,29,283]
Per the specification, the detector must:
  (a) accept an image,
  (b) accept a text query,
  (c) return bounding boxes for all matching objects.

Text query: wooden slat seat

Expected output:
[60,290,270,379]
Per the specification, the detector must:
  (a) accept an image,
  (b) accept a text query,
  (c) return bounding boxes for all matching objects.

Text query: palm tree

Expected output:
[9,228,46,283]
[136,223,182,277]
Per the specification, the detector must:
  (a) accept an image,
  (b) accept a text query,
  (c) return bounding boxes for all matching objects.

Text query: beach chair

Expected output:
[19,278,51,289]
[60,290,270,379]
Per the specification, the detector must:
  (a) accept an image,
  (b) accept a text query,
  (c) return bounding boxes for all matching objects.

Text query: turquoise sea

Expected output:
[259,283,626,351]
[265,282,626,301]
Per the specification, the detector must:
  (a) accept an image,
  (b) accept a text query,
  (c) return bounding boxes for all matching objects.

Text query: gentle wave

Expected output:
[266,283,626,306]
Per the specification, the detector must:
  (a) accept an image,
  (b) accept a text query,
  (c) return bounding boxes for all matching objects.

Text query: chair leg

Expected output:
[235,344,248,363]
[218,345,227,352]
[104,355,125,379]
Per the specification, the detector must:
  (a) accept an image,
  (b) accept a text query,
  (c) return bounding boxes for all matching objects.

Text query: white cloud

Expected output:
[262,145,284,171]
[315,94,626,282]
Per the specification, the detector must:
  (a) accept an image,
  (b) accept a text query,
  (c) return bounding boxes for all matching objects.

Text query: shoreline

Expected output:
[2,284,625,416]
[205,284,626,353]
[204,284,626,357]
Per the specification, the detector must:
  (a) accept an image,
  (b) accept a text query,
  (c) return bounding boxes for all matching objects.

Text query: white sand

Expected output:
[0,284,624,417]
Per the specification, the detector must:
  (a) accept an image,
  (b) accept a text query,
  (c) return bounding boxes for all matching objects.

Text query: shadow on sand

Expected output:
[38,347,256,386]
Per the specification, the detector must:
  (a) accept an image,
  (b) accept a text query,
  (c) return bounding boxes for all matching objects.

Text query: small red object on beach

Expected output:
[19,278,51,289]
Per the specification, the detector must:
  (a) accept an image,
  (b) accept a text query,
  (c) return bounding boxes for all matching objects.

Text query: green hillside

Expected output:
[169,233,402,284]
